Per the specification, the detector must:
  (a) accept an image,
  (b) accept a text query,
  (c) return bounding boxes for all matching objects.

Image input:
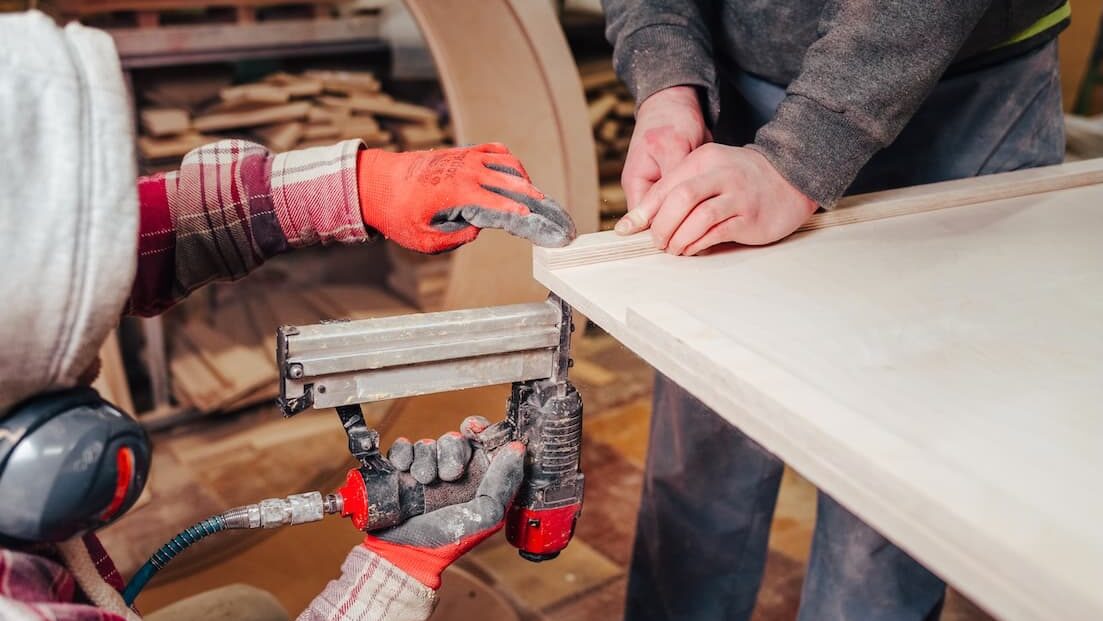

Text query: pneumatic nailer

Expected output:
[277,294,584,561]
[122,295,583,605]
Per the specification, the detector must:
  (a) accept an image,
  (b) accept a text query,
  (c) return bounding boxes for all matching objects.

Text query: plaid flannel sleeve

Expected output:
[0,535,128,621]
[297,545,437,621]
[127,138,370,316]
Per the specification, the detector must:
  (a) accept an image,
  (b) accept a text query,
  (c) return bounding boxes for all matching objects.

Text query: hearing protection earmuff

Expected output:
[0,387,151,543]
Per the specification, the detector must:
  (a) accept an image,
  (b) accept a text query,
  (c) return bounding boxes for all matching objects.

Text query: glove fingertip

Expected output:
[475,142,510,155]
[412,439,438,485]
[388,438,414,471]
[460,415,490,438]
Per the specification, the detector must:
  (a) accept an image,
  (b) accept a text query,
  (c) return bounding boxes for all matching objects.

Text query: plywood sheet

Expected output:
[534,169,1103,621]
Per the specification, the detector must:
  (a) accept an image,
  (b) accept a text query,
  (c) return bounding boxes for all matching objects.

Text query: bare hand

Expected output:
[629,144,817,254]
[616,86,711,233]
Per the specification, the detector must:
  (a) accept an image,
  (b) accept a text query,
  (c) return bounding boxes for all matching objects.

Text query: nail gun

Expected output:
[276,294,584,562]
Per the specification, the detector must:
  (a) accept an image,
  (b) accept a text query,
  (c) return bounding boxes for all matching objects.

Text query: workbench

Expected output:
[534,160,1103,621]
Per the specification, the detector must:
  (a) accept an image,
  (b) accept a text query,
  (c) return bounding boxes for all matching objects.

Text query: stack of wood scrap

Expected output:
[137,69,451,162]
[579,59,635,230]
[169,283,414,415]
[1065,114,1103,161]
[385,244,450,311]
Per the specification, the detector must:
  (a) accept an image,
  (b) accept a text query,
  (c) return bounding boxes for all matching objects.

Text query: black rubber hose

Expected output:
[122,515,226,605]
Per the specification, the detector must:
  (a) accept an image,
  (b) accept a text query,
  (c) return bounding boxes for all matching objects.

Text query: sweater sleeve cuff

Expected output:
[270,138,371,247]
[749,94,882,208]
[614,23,720,126]
[297,546,437,621]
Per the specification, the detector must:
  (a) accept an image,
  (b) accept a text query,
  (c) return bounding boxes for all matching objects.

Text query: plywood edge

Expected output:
[536,158,1103,271]
[818,157,1103,230]
[613,299,1091,621]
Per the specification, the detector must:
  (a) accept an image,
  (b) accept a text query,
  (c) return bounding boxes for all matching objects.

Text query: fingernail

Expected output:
[615,211,643,235]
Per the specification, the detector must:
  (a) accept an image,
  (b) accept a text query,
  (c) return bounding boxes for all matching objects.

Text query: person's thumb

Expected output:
[474,441,526,518]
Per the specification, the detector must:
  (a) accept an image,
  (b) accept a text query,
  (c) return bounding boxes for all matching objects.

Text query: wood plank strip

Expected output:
[319,95,437,123]
[814,157,1103,230]
[220,84,289,106]
[170,320,274,412]
[536,159,1103,270]
[193,101,310,133]
[587,92,618,127]
[252,121,304,152]
[138,131,214,159]
[139,107,190,137]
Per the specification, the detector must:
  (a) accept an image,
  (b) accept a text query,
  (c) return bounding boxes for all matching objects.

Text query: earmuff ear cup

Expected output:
[0,387,151,543]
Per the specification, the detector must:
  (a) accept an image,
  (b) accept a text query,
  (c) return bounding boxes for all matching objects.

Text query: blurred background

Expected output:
[2,0,1100,618]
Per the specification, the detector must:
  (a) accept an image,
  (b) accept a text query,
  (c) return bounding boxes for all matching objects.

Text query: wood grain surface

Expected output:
[535,174,1103,621]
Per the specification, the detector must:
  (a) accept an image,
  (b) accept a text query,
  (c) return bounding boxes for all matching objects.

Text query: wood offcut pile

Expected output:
[385,244,449,312]
[169,281,415,415]
[138,70,451,162]
[579,59,635,230]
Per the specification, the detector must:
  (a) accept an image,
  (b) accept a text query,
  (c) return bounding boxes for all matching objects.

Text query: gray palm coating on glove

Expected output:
[379,438,525,548]
[387,415,489,485]
[430,163,577,248]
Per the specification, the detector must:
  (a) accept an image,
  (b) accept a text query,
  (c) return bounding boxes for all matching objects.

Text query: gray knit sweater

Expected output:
[603,0,1065,206]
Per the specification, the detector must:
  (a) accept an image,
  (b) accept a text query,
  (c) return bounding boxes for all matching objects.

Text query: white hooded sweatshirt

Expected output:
[0,11,138,413]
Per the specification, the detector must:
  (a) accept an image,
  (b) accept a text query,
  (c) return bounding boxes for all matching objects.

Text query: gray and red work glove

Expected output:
[357,143,576,254]
[362,417,525,589]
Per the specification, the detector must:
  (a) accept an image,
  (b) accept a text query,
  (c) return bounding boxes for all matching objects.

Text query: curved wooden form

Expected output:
[405,0,599,309]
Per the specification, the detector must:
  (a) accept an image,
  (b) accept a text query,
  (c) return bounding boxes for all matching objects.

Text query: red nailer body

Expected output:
[502,379,584,561]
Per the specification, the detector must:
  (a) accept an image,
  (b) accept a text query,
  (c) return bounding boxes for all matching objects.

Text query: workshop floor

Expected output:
[138,330,996,621]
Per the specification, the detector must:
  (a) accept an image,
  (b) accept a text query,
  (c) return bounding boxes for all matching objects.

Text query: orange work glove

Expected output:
[356,143,575,254]
[362,438,526,589]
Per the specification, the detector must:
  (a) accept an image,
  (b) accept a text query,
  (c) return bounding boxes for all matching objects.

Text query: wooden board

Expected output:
[545,159,1103,270]
[253,121,304,152]
[139,107,190,137]
[138,131,213,159]
[169,320,274,412]
[193,101,310,132]
[534,164,1103,621]
[405,0,599,310]
[220,83,289,106]
[323,94,436,122]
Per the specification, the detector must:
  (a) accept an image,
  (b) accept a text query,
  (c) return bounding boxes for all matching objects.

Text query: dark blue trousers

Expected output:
[625,41,1064,621]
